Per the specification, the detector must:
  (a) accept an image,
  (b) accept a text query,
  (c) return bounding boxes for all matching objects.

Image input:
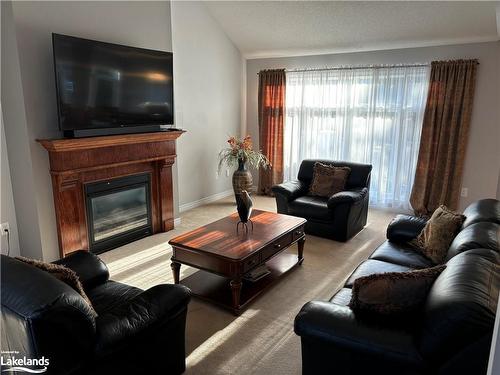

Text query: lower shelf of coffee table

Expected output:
[180,252,301,314]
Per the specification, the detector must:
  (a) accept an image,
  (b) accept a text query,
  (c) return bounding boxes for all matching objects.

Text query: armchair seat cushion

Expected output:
[288,196,332,220]
[87,280,143,315]
[345,260,413,288]
[369,242,434,269]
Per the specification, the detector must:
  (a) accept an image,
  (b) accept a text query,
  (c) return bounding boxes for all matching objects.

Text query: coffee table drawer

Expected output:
[242,253,261,273]
[261,232,293,261]
[173,248,233,275]
[293,225,305,241]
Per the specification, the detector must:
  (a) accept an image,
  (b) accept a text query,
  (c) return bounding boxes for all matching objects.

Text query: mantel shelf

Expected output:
[37,130,185,152]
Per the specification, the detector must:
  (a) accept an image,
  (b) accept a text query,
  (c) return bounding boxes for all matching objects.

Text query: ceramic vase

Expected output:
[232,159,253,198]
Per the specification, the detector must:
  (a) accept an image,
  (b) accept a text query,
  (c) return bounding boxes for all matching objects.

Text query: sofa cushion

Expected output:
[446,222,500,261]
[87,280,143,315]
[288,196,331,220]
[348,265,445,316]
[345,260,414,288]
[410,206,465,264]
[462,198,500,228]
[419,249,499,364]
[369,241,434,269]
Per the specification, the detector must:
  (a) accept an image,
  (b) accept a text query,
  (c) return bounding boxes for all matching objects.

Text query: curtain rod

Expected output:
[258,63,429,75]
[286,63,430,72]
[258,61,479,75]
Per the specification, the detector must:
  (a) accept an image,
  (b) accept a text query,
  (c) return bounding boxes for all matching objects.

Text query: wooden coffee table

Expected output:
[169,210,306,315]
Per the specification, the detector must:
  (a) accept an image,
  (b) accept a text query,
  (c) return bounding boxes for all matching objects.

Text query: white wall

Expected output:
[4,1,173,261]
[246,42,500,211]
[171,1,242,209]
[1,1,43,259]
[1,111,20,257]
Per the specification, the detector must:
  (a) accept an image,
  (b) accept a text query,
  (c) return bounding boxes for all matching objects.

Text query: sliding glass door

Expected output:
[284,65,429,210]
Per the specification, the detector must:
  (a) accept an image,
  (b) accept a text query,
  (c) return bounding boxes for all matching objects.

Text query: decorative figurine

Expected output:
[236,190,254,232]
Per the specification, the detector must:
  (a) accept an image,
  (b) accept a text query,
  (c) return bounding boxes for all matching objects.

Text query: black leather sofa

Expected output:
[1,250,191,375]
[272,159,372,241]
[294,198,500,375]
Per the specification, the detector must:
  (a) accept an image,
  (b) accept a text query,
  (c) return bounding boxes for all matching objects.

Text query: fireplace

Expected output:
[38,131,184,257]
[85,174,153,253]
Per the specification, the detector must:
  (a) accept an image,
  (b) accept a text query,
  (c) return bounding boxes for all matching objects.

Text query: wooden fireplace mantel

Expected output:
[38,130,185,257]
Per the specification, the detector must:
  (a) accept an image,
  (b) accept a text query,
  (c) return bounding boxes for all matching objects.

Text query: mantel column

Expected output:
[51,173,88,253]
[158,158,175,231]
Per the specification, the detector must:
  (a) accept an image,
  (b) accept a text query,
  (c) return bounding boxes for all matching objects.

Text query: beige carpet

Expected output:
[99,196,395,374]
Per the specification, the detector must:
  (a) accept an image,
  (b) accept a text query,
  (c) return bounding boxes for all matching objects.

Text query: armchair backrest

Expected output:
[297,159,372,190]
[1,255,96,374]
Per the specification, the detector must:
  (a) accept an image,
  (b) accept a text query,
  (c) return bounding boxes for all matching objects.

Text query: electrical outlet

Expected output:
[0,222,10,236]
[225,169,230,177]
[215,171,219,180]
[461,187,468,197]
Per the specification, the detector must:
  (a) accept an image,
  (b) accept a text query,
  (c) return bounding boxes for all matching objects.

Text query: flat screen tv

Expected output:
[52,34,174,138]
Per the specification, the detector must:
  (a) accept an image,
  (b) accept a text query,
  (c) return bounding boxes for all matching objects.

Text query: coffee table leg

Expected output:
[298,237,305,265]
[171,261,181,284]
[230,278,242,314]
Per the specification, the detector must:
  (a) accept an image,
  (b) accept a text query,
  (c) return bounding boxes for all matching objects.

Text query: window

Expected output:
[284,65,430,209]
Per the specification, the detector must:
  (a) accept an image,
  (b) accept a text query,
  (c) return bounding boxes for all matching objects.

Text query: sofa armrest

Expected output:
[294,301,422,365]
[95,284,191,355]
[53,250,109,290]
[327,188,368,209]
[386,214,427,243]
[271,180,308,202]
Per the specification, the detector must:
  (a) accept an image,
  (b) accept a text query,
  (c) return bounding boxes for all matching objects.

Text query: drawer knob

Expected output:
[274,243,282,249]
[295,230,303,236]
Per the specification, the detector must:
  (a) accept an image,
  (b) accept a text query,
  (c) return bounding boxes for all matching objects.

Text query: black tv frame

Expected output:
[52,33,175,138]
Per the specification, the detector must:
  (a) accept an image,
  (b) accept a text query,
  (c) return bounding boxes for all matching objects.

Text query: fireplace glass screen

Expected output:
[85,174,152,253]
[91,186,148,242]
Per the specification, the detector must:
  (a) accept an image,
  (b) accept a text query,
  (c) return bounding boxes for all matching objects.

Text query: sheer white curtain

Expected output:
[284,65,430,210]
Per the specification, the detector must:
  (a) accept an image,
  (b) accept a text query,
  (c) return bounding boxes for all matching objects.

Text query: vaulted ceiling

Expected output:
[204,1,500,59]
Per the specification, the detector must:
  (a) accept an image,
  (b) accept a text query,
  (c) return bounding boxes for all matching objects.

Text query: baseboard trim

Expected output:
[179,189,234,213]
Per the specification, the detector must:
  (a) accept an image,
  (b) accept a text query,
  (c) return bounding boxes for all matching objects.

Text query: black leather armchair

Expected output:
[272,159,372,241]
[294,199,500,375]
[1,251,191,375]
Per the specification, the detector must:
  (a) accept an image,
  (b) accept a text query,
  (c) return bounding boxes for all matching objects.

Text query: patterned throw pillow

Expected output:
[410,206,466,264]
[309,162,351,197]
[348,265,446,316]
[16,256,98,317]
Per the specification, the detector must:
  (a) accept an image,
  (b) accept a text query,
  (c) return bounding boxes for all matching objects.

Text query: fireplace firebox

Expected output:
[85,174,153,253]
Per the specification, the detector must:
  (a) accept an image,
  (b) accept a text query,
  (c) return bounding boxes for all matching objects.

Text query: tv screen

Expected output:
[52,34,174,133]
